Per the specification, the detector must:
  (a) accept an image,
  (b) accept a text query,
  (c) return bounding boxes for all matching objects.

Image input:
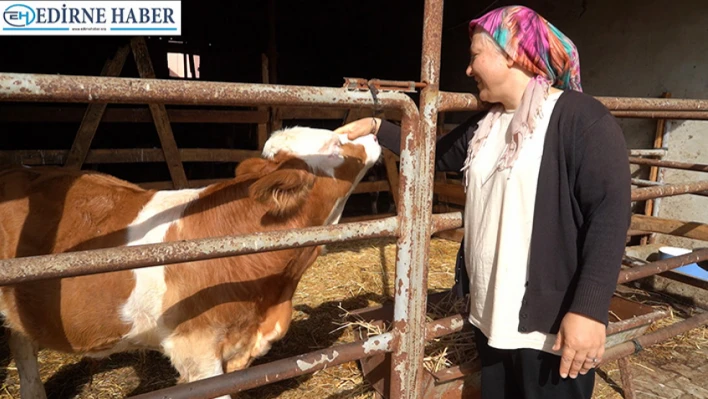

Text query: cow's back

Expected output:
[0,167,151,353]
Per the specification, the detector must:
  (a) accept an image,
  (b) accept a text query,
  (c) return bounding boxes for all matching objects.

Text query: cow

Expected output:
[0,126,382,399]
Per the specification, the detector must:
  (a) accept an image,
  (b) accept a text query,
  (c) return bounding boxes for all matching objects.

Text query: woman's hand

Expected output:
[333,117,381,140]
[552,312,606,379]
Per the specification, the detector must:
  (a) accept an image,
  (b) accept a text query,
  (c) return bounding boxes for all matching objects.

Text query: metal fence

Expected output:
[2,0,708,398]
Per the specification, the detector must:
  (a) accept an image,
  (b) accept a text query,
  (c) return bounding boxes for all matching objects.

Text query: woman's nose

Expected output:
[466,65,473,77]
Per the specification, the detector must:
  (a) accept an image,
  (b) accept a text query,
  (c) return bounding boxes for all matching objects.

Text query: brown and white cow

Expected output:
[0,126,381,399]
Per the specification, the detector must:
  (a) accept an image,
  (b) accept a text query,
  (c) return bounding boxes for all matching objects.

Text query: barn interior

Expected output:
[1,0,708,398]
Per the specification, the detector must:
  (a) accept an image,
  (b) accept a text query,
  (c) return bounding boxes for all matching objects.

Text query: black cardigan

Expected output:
[377,90,631,334]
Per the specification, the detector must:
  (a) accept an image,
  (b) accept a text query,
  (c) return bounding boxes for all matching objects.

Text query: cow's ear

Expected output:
[249,167,315,217]
[235,158,278,178]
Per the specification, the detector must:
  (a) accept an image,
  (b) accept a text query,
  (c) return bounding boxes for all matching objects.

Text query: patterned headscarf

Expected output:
[461,6,582,187]
[468,5,582,91]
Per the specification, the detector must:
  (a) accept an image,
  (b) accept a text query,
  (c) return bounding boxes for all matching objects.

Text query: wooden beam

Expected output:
[64,44,130,169]
[131,37,188,189]
[433,228,464,243]
[352,180,390,195]
[0,107,269,124]
[0,149,261,165]
[643,92,672,245]
[433,182,465,206]
[258,53,270,150]
[383,149,400,210]
[630,214,708,242]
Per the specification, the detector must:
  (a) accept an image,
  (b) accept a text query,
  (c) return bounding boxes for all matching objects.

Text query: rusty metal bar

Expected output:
[628,149,667,157]
[436,91,708,113]
[605,308,670,336]
[599,97,708,111]
[632,178,708,197]
[438,92,485,112]
[0,217,399,286]
[128,332,395,399]
[629,156,708,173]
[0,73,418,116]
[618,248,708,283]
[388,0,443,398]
[601,311,708,364]
[426,314,468,340]
[343,77,426,93]
[631,181,708,201]
[612,110,708,119]
[431,212,463,233]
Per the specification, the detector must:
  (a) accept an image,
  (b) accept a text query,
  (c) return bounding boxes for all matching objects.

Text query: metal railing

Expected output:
[1,0,708,398]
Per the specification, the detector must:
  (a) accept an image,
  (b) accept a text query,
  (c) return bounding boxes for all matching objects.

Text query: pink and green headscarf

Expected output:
[469,5,582,91]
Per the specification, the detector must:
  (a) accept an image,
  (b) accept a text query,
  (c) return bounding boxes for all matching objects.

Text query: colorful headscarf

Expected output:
[468,5,582,91]
[461,6,582,187]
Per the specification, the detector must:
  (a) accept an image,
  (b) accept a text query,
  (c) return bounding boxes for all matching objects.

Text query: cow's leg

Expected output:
[8,331,47,399]
[164,334,233,399]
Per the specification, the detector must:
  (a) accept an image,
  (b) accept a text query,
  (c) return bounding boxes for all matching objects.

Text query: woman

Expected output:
[335,6,631,399]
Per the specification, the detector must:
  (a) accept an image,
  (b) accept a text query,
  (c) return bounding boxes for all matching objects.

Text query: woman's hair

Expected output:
[472,27,506,57]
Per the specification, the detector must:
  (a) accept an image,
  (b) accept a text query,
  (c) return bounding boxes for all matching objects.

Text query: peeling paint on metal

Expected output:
[0,216,399,285]
[362,333,394,354]
[450,317,463,331]
[296,351,339,371]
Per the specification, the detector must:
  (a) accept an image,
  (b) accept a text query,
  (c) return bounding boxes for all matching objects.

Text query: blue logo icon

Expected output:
[3,4,35,27]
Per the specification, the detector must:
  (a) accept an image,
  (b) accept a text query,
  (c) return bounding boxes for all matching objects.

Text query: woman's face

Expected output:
[466,31,511,103]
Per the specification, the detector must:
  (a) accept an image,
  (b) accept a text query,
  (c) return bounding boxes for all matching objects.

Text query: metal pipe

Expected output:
[618,248,708,283]
[612,110,708,119]
[431,212,464,233]
[128,332,395,399]
[631,181,708,202]
[629,156,708,173]
[601,311,708,364]
[438,91,486,112]
[389,0,443,397]
[631,178,708,197]
[605,308,670,336]
[0,217,399,286]
[628,149,667,157]
[599,97,708,112]
[426,314,469,340]
[435,91,708,113]
[0,73,417,117]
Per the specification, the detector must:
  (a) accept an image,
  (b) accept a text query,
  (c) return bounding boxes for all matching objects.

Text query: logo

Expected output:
[3,4,35,27]
[1,1,181,36]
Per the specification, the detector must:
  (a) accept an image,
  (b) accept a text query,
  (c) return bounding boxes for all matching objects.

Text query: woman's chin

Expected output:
[478,90,491,102]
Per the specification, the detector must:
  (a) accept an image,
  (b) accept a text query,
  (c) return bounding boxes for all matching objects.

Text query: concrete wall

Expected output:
[440,0,708,249]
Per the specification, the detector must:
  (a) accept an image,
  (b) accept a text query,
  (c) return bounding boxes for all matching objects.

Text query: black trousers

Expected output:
[473,326,595,399]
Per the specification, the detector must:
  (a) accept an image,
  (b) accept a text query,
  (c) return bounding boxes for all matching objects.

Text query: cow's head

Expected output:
[236,127,382,219]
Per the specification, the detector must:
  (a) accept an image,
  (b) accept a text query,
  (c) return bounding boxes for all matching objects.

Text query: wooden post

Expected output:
[130,37,188,189]
[617,357,637,399]
[64,45,130,169]
[257,54,270,149]
[643,92,672,245]
[383,149,400,212]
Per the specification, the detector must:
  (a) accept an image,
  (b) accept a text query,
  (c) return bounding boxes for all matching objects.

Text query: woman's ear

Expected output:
[505,54,515,68]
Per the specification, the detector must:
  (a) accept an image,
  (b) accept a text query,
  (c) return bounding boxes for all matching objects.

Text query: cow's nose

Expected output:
[373,135,378,143]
